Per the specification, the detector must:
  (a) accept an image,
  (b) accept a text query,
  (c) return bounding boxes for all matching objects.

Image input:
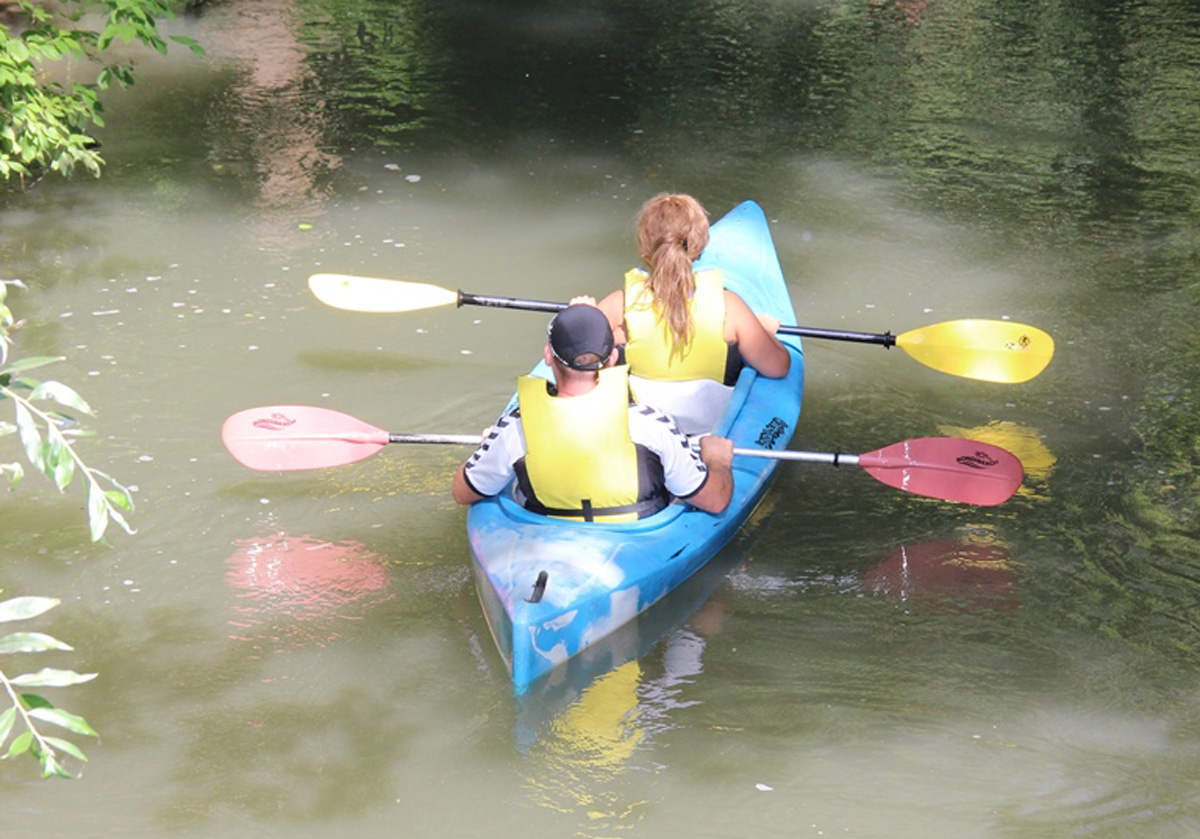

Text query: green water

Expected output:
[2,1,1200,836]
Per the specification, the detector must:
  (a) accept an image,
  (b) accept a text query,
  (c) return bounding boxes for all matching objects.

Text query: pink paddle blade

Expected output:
[221,405,390,471]
[857,437,1024,506]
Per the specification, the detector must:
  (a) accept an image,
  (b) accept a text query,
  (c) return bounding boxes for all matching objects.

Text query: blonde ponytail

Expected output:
[635,194,709,351]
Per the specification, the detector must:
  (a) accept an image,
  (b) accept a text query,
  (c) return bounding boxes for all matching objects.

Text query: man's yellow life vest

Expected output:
[623,267,728,382]
[516,365,665,522]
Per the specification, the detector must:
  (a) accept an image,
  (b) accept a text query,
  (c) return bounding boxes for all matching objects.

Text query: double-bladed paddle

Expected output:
[221,405,1024,506]
[307,273,1054,385]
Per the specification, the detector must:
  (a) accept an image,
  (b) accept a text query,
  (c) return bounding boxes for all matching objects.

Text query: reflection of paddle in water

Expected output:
[938,420,1056,500]
[226,532,393,647]
[861,538,1019,612]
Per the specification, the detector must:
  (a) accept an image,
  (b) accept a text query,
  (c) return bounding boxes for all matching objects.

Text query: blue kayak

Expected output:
[466,200,805,694]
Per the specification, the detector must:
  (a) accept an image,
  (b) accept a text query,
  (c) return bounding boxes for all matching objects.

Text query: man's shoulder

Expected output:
[628,403,689,446]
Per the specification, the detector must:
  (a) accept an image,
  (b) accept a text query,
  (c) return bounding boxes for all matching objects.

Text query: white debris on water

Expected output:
[756,783,773,791]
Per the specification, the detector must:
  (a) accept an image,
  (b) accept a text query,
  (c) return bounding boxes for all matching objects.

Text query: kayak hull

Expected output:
[466,200,804,694]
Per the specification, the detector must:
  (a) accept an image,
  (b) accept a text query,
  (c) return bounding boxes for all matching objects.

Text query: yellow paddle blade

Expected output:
[307,274,458,313]
[896,319,1054,384]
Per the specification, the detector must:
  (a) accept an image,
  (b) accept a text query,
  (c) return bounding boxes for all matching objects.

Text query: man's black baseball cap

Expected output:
[548,305,614,371]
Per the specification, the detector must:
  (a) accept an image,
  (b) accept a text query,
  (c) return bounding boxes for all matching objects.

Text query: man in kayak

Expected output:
[451,304,734,520]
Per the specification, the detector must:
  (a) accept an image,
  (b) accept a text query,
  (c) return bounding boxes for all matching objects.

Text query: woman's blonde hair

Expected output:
[634,193,709,349]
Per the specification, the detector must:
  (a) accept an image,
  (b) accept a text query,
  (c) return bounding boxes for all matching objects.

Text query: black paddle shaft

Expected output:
[457,290,566,314]
[777,324,896,347]
[456,290,896,347]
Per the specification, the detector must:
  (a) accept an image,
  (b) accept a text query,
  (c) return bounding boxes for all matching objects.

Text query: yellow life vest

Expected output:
[623,267,728,382]
[516,365,664,522]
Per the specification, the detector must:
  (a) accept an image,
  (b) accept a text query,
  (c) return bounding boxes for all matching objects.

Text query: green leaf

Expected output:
[52,453,75,491]
[42,736,87,763]
[20,693,53,710]
[87,480,109,542]
[12,401,43,472]
[28,380,93,415]
[169,34,206,56]
[28,707,98,738]
[0,706,15,748]
[40,751,71,778]
[0,631,72,654]
[10,668,97,687]
[47,429,75,491]
[4,730,33,759]
[0,596,59,623]
[105,489,132,511]
[2,461,23,489]
[0,355,64,375]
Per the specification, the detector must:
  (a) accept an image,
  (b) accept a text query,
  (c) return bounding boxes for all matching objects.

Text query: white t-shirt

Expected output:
[462,402,709,502]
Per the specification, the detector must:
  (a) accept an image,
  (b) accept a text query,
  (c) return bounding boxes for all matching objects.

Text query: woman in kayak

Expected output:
[589,192,791,385]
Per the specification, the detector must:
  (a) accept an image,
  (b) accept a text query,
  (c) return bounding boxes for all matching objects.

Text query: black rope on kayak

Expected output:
[526,570,549,604]
[833,451,843,467]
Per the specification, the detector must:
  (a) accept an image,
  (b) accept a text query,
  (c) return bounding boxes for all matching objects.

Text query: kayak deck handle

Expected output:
[526,570,549,603]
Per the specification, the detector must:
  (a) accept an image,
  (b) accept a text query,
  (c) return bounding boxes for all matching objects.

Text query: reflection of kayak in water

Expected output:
[513,497,776,747]
[468,200,804,695]
[226,532,394,645]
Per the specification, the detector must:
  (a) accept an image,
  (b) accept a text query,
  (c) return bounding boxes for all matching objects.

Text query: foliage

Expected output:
[0,594,98,779]
[0,0,204,180]
[1,279,134,541]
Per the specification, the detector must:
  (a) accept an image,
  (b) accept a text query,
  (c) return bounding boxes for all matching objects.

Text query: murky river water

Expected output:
[3,1,1200,836]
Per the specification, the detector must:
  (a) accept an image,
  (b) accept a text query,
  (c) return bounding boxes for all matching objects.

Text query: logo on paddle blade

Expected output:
[756,417,789,449]
[1005,334,1032,351]
[252,412,296,431]
[956,450,999,469]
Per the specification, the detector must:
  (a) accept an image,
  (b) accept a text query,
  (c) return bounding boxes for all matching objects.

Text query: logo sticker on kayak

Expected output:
[756,417,789,449]
[956,450,1000,469]
[252,412,296,432]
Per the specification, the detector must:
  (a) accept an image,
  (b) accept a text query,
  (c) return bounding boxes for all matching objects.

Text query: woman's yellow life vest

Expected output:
[623,267,728,382]
[515,365,665,522]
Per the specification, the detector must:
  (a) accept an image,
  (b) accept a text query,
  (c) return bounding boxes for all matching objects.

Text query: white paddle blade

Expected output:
[308,274,459,313]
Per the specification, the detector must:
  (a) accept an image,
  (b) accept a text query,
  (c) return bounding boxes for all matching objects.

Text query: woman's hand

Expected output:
[755,312,782,335]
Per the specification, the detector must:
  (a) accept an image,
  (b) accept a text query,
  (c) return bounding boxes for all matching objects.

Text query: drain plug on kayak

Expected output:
[526,570,548,603]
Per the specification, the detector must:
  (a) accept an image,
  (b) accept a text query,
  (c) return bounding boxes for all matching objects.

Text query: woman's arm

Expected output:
[724,291,791,378]
[595,289,628,346]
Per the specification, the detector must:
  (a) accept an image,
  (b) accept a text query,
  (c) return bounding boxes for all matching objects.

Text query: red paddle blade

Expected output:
[857,437,1023,506]
[221,406,390,471]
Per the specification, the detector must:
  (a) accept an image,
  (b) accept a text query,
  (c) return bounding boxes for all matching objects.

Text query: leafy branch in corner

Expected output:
[1,0,205,181]
[0,594,99,779]
[1,279,134,542]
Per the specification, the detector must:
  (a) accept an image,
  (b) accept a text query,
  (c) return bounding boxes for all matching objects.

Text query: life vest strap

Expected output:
[519,493,667,522]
